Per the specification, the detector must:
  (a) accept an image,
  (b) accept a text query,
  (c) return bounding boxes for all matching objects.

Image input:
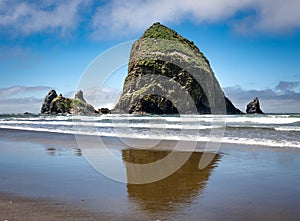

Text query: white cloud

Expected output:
[224,81,300,113]
[67,87,121,110]
[232,0,300,34]
[0,0,86,36]
[92,0,300,38]
[0,98,43,114]
[0,86,121,114]
[91,0,248,38]
[1,0,300,38]
[83,87,121,109]
[0,86,52,113]
[0,86,51,98]
[274,81,300,94]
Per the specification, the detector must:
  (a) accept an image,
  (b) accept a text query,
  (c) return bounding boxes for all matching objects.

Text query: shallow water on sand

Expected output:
[0,129,300,220]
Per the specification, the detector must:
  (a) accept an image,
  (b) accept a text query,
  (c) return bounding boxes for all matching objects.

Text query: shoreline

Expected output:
[1,127,300,220]
[1,127,299,153]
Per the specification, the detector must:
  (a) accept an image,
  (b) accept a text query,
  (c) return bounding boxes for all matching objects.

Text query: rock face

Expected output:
[113,22,242,114]
[49,94,72,114]
[41,89,58,113]
[98,108,111,114]
[41,90,96,114]
[74,90,86,102]
[246,97,264,114]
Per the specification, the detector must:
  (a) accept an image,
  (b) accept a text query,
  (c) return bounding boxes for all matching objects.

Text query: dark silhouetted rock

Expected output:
[246,97,264,114]
[41,89,58,114]
[129,94,178,114]
[113,22,242,115]
[98,108,111,114]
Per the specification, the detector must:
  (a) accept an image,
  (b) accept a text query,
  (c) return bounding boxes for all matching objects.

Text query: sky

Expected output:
[0,0,299,113]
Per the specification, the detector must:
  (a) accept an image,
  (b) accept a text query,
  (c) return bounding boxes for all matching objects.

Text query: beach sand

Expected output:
[0,192,126,221]
[0,128,300,220]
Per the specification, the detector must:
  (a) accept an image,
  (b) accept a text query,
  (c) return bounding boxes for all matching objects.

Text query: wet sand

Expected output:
[0,128,300,220]
[0,192,126,221]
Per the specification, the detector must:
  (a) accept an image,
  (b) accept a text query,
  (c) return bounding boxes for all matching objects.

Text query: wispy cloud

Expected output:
[0,86,121,113]
[0,83,298,114]
[66,87,121,109]
[224,81,300,113]
[91,0,300,38]
[274,81,300,94]
[0,86,51,98]
[0,0,87,37]
[232,0,300,34]
[0,86,51,113]
[0,46,31,62]
[91,0,251,38]
[1,0,300,39]
[0,97,44,114]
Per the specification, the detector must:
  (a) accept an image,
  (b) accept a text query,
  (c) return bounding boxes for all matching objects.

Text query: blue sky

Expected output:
[0,0,300,113]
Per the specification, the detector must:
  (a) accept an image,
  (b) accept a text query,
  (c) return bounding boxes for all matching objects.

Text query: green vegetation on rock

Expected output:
[114,22,242,115]
[142,22,199,53]
[140,22,211,72]
[41,90,96,114]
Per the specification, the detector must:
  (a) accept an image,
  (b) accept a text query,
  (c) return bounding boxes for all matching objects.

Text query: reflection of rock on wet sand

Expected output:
[46,147,82,157]
[123,149,221,213]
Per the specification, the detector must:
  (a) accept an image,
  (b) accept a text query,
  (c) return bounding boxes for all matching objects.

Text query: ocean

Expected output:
[0,113,299,148]
[1,113,300,220]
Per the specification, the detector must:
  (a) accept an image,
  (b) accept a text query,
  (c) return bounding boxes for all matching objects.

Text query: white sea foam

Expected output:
[3,114,298,124]
[98,115,299,125]
[0,120,221,130]
[1,114,299,148]
[0,124,299,148]
[2,117,299,131]
[274,126,300,132]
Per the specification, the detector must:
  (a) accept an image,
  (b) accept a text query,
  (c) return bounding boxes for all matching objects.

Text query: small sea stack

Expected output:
[246,97,264,114]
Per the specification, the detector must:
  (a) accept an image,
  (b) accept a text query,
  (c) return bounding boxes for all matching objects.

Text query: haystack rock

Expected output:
[246,97,264,114]
[113,22,242,114]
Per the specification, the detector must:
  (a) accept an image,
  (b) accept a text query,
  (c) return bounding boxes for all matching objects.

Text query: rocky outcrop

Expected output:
[129,94,178,114]
[113,22,242,115]
[72,98,96,114]
[246,97,264,114]
[98,108,111,114]
[41,90,96,114]
[74,90,86,102]
[41,89,58,113]
[49,94,72,114]
[72,91,96,114]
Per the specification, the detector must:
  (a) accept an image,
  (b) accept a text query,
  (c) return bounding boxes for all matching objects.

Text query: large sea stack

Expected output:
[113,22,242,114]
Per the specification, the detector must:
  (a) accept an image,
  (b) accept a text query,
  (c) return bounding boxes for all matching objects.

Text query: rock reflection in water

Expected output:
[123,149,221,213]
[46,147,82,157]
